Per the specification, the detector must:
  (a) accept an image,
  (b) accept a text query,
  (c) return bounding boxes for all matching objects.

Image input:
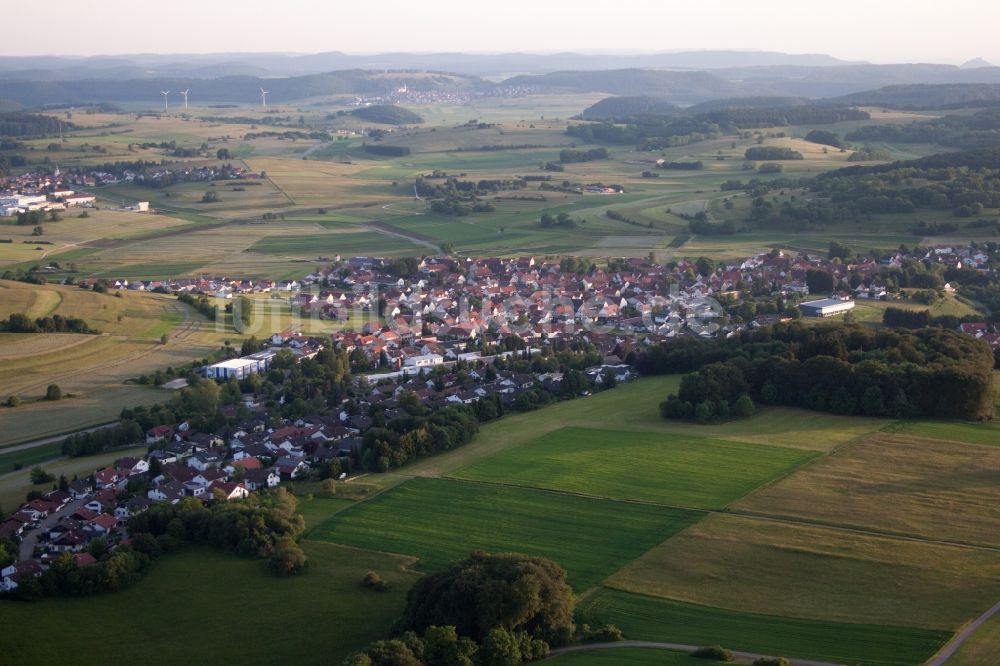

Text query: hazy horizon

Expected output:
[3,0,999,65]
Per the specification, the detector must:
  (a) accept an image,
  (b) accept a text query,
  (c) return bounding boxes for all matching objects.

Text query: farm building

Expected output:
[205,350,276,380]
[799,298,855,318]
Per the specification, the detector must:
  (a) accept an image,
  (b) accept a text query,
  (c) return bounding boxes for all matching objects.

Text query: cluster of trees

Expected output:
[0,112,74,137]
[700,106,868,128]
[0,312,98,334]
[744,147,803,161]
[177,292,218,321]
[641,322,996,421]
[6,545,154,601]
[606,209,653,229]
[659,160,704,170]
[61,420,144,457]
[346,552,577,666]
[540,212,581,229]
[359,404,482,472]
[416,177,526,199]
[566,116,723,150]
[848,145,891,162]
[688,218,736,235]
[558,147,609,163]
[129,489,306,575]
[804,130,843,148]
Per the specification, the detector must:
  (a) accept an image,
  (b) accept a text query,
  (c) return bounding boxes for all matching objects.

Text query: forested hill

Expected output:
[0,70,485,107]
[822,146,1000,178]
[829,83,1000,109]
[0,112,75,138]
[350,104,423,125]
[685,96,811,113]
[580,96,679,120]
[501,69,743,102]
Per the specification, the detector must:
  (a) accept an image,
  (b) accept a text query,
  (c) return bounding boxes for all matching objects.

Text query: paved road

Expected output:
[19,495,88,560]
[546,640,839,666]
[926,599,1000,665]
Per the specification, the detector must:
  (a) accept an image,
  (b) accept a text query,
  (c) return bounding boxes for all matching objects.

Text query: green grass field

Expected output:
[311,476,699,590]
[577,588,949,666]
[882,419,1000,447]
[0,542,419,666]
[454,426,817,509]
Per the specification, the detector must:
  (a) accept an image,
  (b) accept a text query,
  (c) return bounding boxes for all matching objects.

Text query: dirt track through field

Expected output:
[926,599,1000,665]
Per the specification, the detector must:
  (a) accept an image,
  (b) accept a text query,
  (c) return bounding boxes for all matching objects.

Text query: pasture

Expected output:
[576,588,949,666]
[311,476,699,590]
[0,542,419,666]
[606,513,1000,630]
[454,426,817,509]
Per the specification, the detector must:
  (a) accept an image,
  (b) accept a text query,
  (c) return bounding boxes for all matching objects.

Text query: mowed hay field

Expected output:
[606,512,1000,631]
[732,433,1000,548]
[576,588,949,666]
[0,542,419,666]
[454,426,817,509]
[311,476,699,590]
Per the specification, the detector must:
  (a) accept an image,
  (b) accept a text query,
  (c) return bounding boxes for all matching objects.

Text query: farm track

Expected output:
[927,599,1000,665]
[545,640,838,666]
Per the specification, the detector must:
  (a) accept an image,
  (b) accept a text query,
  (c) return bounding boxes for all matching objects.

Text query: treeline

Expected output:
[606,209,653,229]
[61,420,144,457]
[0,112,74,138]
[804,130,843,148]
[177,292,218,321]
[243,130,331,141]
[363,144,411,157]
[0,312,98,334]
[559,147,609,163]
[659,160,703,170]
[745,146,803,160]
[416,177,526,198]
[700,106,868,128]
[640,322,996,421]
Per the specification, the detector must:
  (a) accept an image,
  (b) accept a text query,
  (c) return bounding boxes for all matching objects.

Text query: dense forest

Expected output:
[579,95,679,120]
[642,323,996,422]
[350,104,423,125]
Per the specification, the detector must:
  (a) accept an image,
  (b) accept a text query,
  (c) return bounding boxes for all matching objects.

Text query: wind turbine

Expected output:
[160,90,170,111]
[180,89,189,108]
[260,87,269,109]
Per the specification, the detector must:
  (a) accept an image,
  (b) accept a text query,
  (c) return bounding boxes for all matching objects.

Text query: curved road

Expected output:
[546,640,838,666]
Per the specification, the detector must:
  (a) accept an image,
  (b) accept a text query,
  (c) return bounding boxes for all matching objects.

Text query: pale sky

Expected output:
[4,0,999,64]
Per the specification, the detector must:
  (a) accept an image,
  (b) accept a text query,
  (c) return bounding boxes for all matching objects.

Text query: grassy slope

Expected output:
[577,588,949,666]
[454,426,817,509]
[311,476,699,590]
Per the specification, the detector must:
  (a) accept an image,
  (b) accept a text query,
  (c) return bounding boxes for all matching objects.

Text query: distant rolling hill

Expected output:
[579,96,680,120]
[828,83,1000,109]
[501,69,743,104]
[0,70,485,107]
[351,104,423,125]
[685,96,811,113]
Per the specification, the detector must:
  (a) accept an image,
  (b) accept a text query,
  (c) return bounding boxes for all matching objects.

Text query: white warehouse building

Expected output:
[205,350,276,380]
[799,298,856,318]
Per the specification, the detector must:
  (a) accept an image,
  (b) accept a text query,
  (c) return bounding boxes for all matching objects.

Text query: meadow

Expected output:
[0,542,419,666]
[576,588,949,666]
[454,426,817,509]
[311,476,699,590]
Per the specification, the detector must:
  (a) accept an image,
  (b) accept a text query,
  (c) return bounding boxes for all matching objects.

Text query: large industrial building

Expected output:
[205,350,276,380]
[799,298,856,318]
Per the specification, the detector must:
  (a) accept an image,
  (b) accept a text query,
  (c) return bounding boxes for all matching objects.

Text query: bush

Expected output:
[582,623,624,642]
[752,658,789,666]
[362,570,388,591]
[268,539,306,577]
[5,395,20,407]
[692,645,734,661]
[30,466,55,485]
[45,384,63,401]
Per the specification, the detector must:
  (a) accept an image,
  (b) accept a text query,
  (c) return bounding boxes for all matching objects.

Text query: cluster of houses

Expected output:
[1,348,634,592]
[0,176,97,217]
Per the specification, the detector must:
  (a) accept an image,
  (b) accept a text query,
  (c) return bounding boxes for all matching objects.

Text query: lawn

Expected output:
[732,433,1000,548]
[546,648,706,666]
[454,427,817,509]
[606,513,1000,631]
[311,476,700,590]
[576,588,950,666]
[0,542,419,665]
